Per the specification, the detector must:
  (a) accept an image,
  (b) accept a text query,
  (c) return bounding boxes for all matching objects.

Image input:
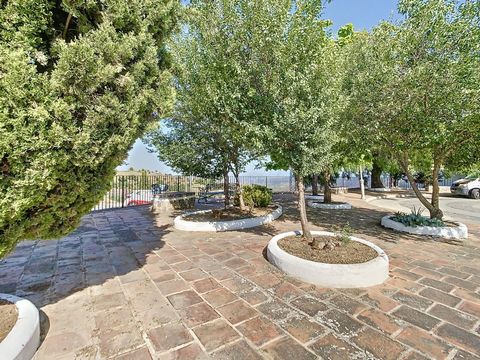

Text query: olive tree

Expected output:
[247,0,346,243]
[148,0,266,210]
[348,0,480,219]
[0,0,179,257]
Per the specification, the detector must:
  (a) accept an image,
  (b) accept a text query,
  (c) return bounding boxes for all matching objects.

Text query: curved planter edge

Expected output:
[381,215,468,240]
[267,231,389,288]
[307,201,352,210]
[369,188,392,192]
[174,205,283,232]
[305,195,324,201]
[0,293,40,360]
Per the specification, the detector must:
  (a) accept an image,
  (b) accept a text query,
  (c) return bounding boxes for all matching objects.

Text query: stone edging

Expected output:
[381,215,468,240]
[307,201,352,210]
[0,293,40,360]
[364,193,418,202]
[174,205,283,232]
[266,231,389,288]
[305,195,324,201]
[369,188,392,192]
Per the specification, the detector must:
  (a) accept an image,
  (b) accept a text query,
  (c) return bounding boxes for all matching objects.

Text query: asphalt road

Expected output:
[369,194,480,225]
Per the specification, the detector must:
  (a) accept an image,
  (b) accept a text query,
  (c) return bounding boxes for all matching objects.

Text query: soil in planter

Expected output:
[278,236,377,264]
[184,206,274,222]
[0,300,18,342]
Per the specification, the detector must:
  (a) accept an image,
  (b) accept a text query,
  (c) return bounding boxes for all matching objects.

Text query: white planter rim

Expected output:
[267,231,389,288]
[0,293,40,360]
[307,201,352,210]
[365,193,417,202]
[381,215,468,240]
[174,204,282,232]
[305,195,324,200]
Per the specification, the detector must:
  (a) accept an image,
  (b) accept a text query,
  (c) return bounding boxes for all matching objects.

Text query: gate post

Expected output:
[121,176,125,208]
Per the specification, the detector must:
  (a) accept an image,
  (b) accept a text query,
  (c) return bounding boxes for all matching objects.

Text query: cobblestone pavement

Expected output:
[0,193,479,359]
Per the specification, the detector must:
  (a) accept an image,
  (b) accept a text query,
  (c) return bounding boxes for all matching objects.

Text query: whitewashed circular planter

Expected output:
[381,216,468,240]
[369,188,392,192]
[267,231,389,288]
[0,294,40,360]
[174,205,282,232]
[307,201,352,210]
[305,195,324,201]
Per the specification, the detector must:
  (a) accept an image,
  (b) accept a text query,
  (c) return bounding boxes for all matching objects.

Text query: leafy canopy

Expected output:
[345,0,479,218]
[248,0,346,177]
[148,0,263,179]
[348,0,480,169]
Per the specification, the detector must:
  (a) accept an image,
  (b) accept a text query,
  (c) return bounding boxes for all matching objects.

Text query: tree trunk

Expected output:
[63,13,72,39]
[371,155,384,188]
[430,158,443,219]
[323,171,332,204]
[296,175,312,241]
[234,171,245,211]
[312,174,319,196]
[223,169,230,209]
[398,154,443,220]
[359,164,366,200]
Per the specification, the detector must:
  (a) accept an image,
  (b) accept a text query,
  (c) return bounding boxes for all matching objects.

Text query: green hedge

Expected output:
[242,185,272,208]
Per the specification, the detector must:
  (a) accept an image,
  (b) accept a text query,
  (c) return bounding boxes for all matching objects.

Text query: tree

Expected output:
[371,153,386,189]
[0,1,179,257]
[148,0,264,210]
[147,118,241,207]
[349,0,480,219]
[244,0,345,244]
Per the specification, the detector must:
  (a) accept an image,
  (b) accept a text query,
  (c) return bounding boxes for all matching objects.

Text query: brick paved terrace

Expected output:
[0,193,479,359]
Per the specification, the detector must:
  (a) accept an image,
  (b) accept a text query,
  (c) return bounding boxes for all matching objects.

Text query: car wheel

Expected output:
[470,189,480,200]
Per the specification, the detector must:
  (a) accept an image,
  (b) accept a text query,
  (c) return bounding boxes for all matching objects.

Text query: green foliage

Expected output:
[242,185,272,209]
[147,119,228,179]
[0,1,179,257]
[147,0,261,181]
[332,222,352,245]
[392,208,445,228]
[250,0,346,178]
[346,0,480,219]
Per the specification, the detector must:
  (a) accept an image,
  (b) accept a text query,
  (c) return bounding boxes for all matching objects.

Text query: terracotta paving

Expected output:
[0,193,479,359]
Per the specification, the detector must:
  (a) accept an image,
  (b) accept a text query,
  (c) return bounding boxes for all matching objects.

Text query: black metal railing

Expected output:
[92,175,293,211]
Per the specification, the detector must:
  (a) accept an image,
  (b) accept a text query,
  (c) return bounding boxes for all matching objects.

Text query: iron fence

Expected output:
[92,175,293,211]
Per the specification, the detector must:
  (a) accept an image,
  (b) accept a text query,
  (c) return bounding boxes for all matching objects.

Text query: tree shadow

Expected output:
[39,310,50,345]
[271,192,467,246]
[0,205,170,310]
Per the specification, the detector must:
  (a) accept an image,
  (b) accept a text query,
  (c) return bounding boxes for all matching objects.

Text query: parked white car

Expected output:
[450,174,480,199]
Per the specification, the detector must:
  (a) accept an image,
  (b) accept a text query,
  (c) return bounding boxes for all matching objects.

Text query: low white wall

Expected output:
[381,216,468,240]
[174,205,283,232]
[0,293,40,360]
[307,201,352,210]
[305,195,324,201]
[267,231,389,288]
[369,188,392,192]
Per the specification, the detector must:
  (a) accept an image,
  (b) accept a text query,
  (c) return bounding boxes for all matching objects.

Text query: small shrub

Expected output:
[332,223,352,245]
[391,207,444,228]
[242,185,272,208]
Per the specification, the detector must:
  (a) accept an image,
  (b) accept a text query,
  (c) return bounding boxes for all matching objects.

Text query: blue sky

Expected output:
[118,0,400,175]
